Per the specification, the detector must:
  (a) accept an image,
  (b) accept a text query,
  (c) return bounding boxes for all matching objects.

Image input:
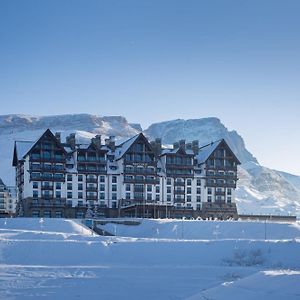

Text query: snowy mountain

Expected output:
[1,114,299,217]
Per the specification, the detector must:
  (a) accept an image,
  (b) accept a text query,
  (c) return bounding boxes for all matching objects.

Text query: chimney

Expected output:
[92,134,101,148]
[179,139,186,150]
[192,140,199,155]
[186,143,192,150]
[55,132,61,143]
[151,138,162,156]
[108,136,115,151]
[173,142,179,149]
[66,133,76,150]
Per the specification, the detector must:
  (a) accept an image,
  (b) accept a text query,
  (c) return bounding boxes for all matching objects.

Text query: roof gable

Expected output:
[115,133,155,160]
[196,139,241,164]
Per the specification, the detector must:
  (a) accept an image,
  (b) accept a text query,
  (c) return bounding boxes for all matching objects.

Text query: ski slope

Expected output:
[0,218,299,299]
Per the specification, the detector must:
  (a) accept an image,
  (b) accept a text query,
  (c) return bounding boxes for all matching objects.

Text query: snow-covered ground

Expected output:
[0,218,299,299]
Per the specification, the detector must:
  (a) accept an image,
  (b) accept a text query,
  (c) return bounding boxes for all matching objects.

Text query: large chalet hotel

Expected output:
[13,129,240,219]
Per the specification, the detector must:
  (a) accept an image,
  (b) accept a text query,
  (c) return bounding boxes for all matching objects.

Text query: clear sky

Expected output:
[0,0,300,175]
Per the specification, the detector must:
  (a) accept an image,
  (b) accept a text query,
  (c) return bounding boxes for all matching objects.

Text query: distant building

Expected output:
[13,129,240,219]
[0,178,17,216]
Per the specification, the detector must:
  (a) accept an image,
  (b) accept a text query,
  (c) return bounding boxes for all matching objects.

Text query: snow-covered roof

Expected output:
[196,140,222,164]
[161,148,194,156]
[114,134,140,160]
[15,141,35,160]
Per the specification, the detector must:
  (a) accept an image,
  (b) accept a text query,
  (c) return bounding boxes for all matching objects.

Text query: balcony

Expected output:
[174,181,185,186]
[86,195,98,200]
[86,178,98,183]
[206,182,236,189]
[174,189,185,194]
[86,186,98,192]
[215,191,226,196]
[41,185,54,190]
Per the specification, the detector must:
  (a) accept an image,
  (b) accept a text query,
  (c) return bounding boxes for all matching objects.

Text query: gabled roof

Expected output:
[0,178,5,186]
[114,134,141,160]
[13,129,67,166]
[161,147,194,156]
[14,141,35,161]
[114,133,155,160]
[196,140,222,164]
[196,139,241,164]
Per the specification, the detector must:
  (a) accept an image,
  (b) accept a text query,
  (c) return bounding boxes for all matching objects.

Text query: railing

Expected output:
[174,181,185,186]
[86,178,98,183]
[86,186,98,192]
[174,189,185,194]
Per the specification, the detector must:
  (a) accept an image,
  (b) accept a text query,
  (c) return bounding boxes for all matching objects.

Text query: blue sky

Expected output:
[0,0,300,175]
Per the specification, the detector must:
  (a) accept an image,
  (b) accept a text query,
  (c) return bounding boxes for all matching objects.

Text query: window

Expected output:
[33,182,38,189]
[167,186,171,194]
[67,183,72,190]
[100,193,105,200]
[186,195,191,202]
[155,186,160,193]
[100,176,105,183]
[187,179,192,186]
[77,200,83,206]
[187,187,191,194]
[56,182,61,190]
[55,211,62,218]
[67,174,72,181]
[112,176,117,183]
[197,179,201,186]
[207,188,212,195]
[78,192,83,199]
[32,210,39,218]
[126,184,131,192]
[67,200,72,206]
[67,192,72,199]
[112,193,117,200]
[187,203,191,208]
[112,184,117,192]
[78,183,83,190]
[227,197,232,203]
[207,196,212,202]
[167,178,171,185]
[147,193,152,201]
[197,188,201,194]
[112,202,117,208]
[167,194,171,201]
[78,175,83,181]
[155,194,160,201]
[126,192,131,199]
[43,211,51,218]
[33,190,38,197]
[196,196,201,202]
[196,204,201,210]
[227,188,232,195]
[56,191,61,198]
[100,184,105,191]
[147,185,152,192]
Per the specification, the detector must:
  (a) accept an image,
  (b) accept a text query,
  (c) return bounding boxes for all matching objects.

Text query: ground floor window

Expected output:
[55,211,62,218]
[32,210,39,218]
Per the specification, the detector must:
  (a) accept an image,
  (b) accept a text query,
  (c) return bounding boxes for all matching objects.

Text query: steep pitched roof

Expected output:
[161,147,194,156]
[0,177,5,186]
[196,140,223,164]
[14,141,35,161]
[12,129,67,166]
[114,134,141,160]
[196,139,241,164]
